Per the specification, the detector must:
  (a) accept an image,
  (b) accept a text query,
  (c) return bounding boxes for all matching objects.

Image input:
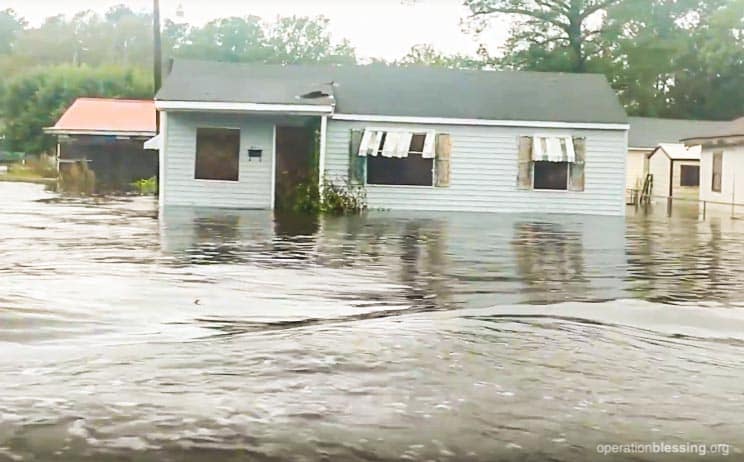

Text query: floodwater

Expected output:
[1,182,743,461]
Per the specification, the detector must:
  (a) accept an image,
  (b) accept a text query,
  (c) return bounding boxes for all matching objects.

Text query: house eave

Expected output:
[331,113,629,131]
[155,100,334,115]
[44,128,156,137]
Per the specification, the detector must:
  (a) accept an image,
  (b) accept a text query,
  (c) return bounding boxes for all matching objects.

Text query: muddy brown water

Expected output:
[1,182,743,461]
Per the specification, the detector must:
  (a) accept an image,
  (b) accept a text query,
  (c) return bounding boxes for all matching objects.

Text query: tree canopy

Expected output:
[466,0,744,119]
[0,2,742,154]
[0,6,358,153]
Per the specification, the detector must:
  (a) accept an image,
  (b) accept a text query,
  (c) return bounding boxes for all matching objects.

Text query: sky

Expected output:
[3,0,509,60]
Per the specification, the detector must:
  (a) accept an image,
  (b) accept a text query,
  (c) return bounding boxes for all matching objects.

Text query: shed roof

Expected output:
[156,59,628,125]
[652,143,701,161]
[628,117,728,149]
[47,98,156,136]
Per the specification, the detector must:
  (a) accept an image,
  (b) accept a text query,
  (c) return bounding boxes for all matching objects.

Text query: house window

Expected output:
[518,135,585,191]
[533,161,569,190]
[712,151,723,192]
[195,127,240,181]
[364,132,434,186]
[680,164,699,187]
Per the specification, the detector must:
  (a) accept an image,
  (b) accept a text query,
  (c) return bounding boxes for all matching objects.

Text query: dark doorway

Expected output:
[274,126,316,210]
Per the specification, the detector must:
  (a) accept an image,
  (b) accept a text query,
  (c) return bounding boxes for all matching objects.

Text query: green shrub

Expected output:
[321,177,367,215]
[131,176,158,195]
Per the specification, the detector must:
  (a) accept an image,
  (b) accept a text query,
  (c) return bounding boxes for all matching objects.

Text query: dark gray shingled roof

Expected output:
[628,117,730,148]
[156,59,628,124]
[679,117,744,141]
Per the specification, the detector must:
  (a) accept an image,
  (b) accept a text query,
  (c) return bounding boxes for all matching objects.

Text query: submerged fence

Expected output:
[627,188,744,220]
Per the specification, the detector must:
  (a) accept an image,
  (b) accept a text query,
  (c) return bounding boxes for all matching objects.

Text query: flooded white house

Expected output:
[684,117,744,208]
[153,60,629,216]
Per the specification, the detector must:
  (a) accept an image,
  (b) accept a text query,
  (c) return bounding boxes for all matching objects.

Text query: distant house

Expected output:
[682,117,744,207]
[153,60,629,216]
[647,143,702,200]
[45,98,158,189]
[627,117,725,191]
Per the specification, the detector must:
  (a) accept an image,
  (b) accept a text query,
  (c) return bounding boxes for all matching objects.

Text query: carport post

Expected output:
[318,115,328,198]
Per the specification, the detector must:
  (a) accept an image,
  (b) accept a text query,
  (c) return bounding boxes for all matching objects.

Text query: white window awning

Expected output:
[144,134,162,151]
[358,129,437,159]
[532,136,575,162]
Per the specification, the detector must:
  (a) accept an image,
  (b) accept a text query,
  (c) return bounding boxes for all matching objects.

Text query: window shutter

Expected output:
[435,133,451,187]
[569,136,586,191]
[517,136,532,189]
[348,129,365,184]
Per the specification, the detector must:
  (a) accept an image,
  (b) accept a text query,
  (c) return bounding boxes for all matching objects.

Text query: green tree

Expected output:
[464,0,623,72]
[0,65,152,154]
[175,16,270,62]
[398,43,489,69]
[0,8,25,54]
[266,16,356,64]
[602,0,743,118]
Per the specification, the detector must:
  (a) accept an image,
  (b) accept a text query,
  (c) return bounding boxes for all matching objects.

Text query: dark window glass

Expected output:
[712,152,723,192]
[367,154,433,186]
[680,164,700,187]
[366,133,433,186]
[533,161,568,190]
[195,128,240,181]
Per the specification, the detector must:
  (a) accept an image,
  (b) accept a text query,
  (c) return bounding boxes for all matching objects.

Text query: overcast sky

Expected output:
[4,0,509,60]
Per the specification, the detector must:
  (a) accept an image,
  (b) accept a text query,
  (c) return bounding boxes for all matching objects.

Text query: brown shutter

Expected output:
[569,136,586,191]
[435,133,451,187]
[348,129,365,184]
[517,136,532,189]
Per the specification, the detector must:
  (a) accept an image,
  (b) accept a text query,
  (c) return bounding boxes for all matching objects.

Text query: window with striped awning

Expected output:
[531,136,576,163]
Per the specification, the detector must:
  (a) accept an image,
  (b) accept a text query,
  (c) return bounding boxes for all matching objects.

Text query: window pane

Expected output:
[533,161,568,190]
[680,165,699,187]
[367,154,433,186]
[409,134,426,153]
[195,128,240,181]
[712,152,722,192]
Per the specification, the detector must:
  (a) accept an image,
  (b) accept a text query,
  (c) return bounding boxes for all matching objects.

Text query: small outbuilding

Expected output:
[45,98,157,190]
[682,117,744,207]
[647,143,702,200]
[627,117,724,191]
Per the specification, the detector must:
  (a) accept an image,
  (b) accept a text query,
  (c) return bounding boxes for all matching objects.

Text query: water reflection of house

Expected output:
[155,60,629,216]
[45,98,158,190]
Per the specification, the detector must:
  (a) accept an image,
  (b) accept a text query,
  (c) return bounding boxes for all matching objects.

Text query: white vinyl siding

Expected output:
[700,145,744,205]
[162,112,274,208]
[325,120,626,216]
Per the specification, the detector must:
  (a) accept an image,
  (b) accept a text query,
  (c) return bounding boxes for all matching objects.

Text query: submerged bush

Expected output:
[59,161,96,195]
[321,177,367,215]
[131,176,158,195]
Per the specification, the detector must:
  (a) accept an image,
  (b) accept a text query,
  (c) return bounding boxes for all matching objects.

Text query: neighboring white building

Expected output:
[647,143,702,200]
[684,117,744,207]
[626,117,726,191]
[154,60,630,216]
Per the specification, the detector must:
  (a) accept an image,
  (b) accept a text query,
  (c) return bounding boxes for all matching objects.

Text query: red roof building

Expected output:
[46,98,156,136]
[45,98,159,191]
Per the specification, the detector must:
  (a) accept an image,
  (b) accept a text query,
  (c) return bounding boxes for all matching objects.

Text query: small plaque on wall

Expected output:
[248,147,263,161]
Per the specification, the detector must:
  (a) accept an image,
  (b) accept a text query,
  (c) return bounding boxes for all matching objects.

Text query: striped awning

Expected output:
[532,136,576,162]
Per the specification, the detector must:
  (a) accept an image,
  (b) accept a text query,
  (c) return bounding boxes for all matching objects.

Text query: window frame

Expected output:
[712,151,723,193]
[532,160,570,191]
[194,126,241,183]
[363,128,436,188]
[679,164,700,188]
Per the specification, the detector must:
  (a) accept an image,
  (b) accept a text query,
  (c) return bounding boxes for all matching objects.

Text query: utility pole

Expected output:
[153,0,162,130]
